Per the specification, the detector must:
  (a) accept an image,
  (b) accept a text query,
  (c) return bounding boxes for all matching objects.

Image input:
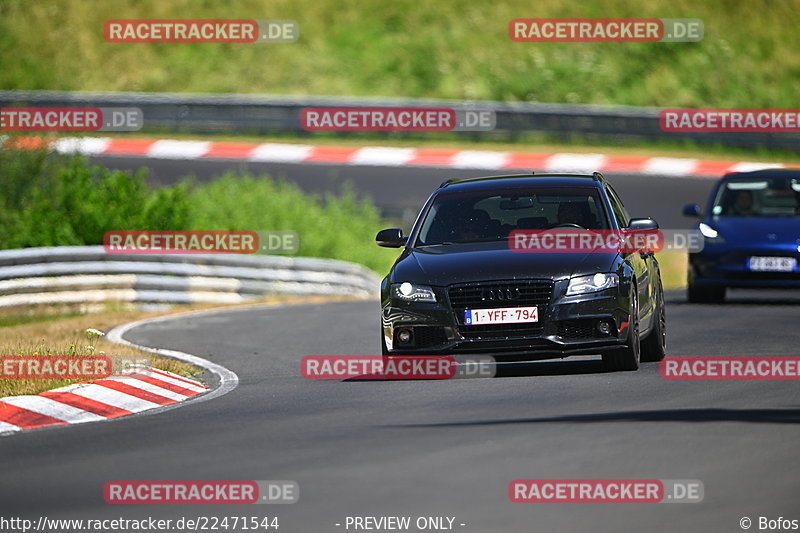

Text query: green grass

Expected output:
[656,252,687,291]
[0,309,86,328]
[1,0,798,108]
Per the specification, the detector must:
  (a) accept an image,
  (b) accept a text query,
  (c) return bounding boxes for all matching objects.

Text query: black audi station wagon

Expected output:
[376,173,666,372]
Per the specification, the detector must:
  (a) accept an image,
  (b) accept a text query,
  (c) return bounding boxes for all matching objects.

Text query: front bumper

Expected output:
[689,244,800,289]
[382,279,632,361]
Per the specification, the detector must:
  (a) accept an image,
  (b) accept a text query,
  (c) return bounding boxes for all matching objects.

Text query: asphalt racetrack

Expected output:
[88,155,716,229]
[1,157,798,533]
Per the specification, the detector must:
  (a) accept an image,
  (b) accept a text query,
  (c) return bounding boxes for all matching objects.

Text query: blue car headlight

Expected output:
[392,282,437,302]
[698,222,725,243]
[567,273,619,296]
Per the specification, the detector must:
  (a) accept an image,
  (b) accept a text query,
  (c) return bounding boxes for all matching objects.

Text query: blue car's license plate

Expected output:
[747,256,797,272]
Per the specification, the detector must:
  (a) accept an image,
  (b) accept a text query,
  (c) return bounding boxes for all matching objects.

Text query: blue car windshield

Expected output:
[711,178,800,217]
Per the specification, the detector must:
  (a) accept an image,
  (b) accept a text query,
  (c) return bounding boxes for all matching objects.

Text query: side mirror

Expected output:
[376,228,407,248]
[682,204,702,218]
[627,217,659,231]
[625,218,660,254]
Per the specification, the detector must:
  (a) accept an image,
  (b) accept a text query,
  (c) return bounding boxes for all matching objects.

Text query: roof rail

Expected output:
[441,172,599,187]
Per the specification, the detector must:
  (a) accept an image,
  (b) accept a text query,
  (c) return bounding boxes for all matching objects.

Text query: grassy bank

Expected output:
[1,0,798,108]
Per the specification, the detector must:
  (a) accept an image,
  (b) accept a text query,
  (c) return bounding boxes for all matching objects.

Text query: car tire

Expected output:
[602,288,640,372]
[640,282,666,362]
[687,282,726,303]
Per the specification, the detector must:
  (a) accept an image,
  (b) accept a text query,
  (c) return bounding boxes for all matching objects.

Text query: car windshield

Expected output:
[415,187,609,246]
[711,177,800,217]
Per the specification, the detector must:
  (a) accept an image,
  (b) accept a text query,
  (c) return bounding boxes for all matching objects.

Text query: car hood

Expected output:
[709,217,800,244]
[391,242,619,286]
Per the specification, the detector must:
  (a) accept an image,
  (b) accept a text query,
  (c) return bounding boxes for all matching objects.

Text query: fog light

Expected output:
[397,329,413,344]
[596,320,611,335]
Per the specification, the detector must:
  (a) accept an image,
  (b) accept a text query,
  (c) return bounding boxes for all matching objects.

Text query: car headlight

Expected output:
[698,222,725,243]
[566,273,619,296]
[392,282,436,302]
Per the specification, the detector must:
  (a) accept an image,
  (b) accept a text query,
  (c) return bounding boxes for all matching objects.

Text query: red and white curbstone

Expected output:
[5,136,791,177]
[0,365,206,435]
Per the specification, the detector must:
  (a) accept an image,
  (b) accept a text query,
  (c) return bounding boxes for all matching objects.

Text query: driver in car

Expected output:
[732,190,755,216]
[556,202,586,227]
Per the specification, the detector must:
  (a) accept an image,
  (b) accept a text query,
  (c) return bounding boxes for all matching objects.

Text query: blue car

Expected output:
[682,169,800,302]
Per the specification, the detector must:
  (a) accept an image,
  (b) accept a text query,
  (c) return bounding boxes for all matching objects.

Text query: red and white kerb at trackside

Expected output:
[4,136,786,178]
[0,366,207,435]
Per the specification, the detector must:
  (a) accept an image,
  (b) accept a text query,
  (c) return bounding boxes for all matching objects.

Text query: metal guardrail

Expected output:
[1,90,797,151]
[0,246,380,308]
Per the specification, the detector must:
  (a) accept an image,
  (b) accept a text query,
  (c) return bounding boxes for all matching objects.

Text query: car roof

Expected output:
[438,173,606,193]
[722,168,800,180]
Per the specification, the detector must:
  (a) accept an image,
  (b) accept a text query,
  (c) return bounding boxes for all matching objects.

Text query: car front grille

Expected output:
[448,280,553,339]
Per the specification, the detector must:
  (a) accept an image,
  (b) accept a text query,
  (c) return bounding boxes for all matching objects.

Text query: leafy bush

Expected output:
[0,149,398,274]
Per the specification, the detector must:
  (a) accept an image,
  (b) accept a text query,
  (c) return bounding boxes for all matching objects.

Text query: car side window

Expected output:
[606,186,631,227]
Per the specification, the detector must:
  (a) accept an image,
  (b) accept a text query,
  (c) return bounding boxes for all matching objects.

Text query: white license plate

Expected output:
[748,256,797,272]
[464,306,538,325]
